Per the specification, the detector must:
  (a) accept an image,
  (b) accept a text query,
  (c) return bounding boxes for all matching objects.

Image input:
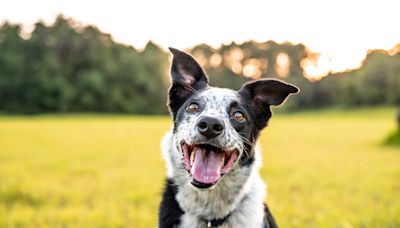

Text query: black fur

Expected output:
[168,47,208,118]
[159,179,184,228]
[263,204,278,228]
[239,79,298,131]
[235,79,299,166]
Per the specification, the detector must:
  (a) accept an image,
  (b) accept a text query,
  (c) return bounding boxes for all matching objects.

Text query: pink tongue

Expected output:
[190,147,223,184]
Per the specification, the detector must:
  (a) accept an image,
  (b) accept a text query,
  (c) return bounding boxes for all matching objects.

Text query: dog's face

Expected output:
[167,48,298,189]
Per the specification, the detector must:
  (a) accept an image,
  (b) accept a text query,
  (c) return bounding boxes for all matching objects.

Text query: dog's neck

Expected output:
[162,131,267,227]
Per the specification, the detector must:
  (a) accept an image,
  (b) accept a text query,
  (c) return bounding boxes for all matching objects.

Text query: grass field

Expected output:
[0,108,399,227]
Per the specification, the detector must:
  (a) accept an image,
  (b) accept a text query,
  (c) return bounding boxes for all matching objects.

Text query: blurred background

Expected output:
[0,0,399,227]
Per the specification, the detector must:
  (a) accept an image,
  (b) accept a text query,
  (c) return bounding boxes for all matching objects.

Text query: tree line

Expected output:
[0,15,398,114]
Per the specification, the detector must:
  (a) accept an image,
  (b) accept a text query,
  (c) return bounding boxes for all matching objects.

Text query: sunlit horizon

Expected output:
[1,0,399,79]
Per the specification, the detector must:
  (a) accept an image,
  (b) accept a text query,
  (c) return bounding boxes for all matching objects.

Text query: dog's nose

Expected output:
[196,116,224,138]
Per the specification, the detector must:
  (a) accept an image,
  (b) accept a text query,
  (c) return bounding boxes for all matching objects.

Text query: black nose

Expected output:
[197,116,224,138]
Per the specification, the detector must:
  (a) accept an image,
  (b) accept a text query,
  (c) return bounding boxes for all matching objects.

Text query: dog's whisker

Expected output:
[238,134,255,147]
[184,85,200,95]
[236,135,256,158]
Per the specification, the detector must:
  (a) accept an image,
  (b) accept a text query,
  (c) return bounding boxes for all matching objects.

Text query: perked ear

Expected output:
[169,47,208,88]
[168,47,209,115]
[239,79,299,106]
[239,79,299,129]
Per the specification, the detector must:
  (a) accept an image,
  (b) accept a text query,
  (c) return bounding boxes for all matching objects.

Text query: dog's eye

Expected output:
[233,111,246,122]
[187,102,200,113]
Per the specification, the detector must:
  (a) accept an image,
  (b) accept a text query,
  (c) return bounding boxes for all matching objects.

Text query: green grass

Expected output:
[0,108,399,227]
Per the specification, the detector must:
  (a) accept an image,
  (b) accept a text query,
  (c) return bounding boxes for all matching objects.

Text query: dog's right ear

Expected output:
[239,79,299,130]
[168,47,208,114]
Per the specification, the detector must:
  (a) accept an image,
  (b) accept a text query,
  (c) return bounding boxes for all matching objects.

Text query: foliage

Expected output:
[0,16,169,114]
[317,50,400,108]
[0,15,399,114]
[0,108,399,227]
[384,131,400,146]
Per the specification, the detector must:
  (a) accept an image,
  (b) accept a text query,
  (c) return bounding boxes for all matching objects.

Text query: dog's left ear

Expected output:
[239,79,299,129]
[168,47,209,114]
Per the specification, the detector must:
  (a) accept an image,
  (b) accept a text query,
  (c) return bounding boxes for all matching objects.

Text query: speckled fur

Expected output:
[175,88,244,153]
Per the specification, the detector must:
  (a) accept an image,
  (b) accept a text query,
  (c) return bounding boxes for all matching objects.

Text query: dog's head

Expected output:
[167,48,298,189]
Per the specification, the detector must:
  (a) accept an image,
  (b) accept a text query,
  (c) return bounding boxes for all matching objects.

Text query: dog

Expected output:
[159,48,299,228]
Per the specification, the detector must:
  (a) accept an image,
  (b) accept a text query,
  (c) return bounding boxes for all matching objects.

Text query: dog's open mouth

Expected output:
[181,142,239,188]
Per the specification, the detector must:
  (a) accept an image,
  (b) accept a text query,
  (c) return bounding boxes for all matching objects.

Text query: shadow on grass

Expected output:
[383,131,400,147]
[0,187,43,208]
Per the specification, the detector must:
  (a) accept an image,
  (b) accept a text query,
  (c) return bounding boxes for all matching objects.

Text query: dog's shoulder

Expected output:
[159,178,184,228]
[263,203,278,228]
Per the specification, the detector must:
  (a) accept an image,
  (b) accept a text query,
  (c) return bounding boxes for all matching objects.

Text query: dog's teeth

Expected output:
[190,149,196,165]
[220,155,225,167]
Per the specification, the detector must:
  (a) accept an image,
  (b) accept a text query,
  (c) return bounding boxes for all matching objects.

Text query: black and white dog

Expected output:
[159,48,298,228]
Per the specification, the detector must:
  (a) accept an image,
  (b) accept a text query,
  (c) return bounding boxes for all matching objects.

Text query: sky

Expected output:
[1,0,399,78]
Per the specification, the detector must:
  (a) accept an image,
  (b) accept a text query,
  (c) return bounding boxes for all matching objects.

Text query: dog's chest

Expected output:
[177,194,265,228]
[175,173,266,228]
